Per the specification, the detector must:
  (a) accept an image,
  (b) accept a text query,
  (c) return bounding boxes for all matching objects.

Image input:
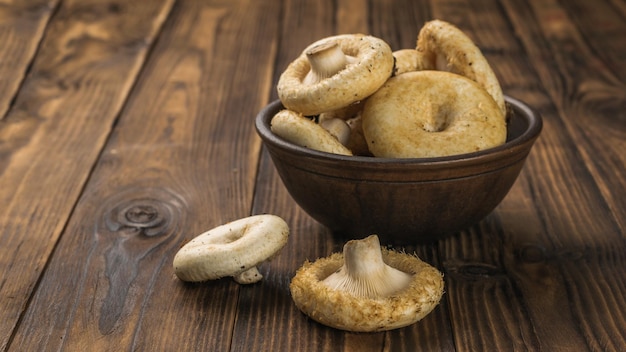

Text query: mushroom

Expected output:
[270,109,353,155]
[277,34,394,116]
[318,117,351,146]
[392,48,428,75]
[173,214,289,284]
[289,235,444,332]
[361,70,506,158]
[416,20,506,117]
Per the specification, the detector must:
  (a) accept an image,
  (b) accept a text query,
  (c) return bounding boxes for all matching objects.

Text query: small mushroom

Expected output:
[277,34,394,116]
[290,235,444,332]
[318,117,351,146]
[318,100,364,121]
[344,114,372,156]
[392,48,428,75]
[270,109,353,155]
[173,214,289,284]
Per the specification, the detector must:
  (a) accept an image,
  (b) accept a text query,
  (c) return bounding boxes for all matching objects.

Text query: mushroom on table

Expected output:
[173,214,289,284]
[290,235,444,332]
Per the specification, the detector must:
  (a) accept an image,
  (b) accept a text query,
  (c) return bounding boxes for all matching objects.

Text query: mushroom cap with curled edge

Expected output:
[289,235,444,332]
[416,19,506,117]
[173,214,289,284]
[277,34,394,116]
[271,109,353,156]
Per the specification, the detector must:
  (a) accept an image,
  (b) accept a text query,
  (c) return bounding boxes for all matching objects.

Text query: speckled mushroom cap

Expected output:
[289,248,444,332]
[277,34,394,116]
[362,70,506,158]
[417,19,506,117]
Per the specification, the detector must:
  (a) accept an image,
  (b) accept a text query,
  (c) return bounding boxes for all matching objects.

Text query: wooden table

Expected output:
[1,0,624,350]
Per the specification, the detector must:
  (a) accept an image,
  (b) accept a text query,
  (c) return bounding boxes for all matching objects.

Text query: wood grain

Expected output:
[431,0,626,350]
[0,0,58,120]
[9,0,280,350]
[0,0,174,349]
[0,0,624,350]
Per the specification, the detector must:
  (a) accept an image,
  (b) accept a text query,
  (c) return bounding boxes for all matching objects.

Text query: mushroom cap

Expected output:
[417,19,506,117]
[362,70,506,158]
[277,34,394,116]
[289,247,444,332]
[392,49,428,75]
[173,214,289,282]
[271,109,353,155]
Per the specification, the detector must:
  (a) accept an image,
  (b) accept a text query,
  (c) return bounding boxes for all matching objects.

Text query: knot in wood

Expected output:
[101,188,185,238]
[123,203,162,227]
[457,263,502,277]
[444,259,504,280]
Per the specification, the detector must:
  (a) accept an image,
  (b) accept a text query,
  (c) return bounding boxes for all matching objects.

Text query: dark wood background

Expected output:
[1,0,624,350]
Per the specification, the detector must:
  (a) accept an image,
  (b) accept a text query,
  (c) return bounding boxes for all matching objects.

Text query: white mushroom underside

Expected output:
[290,237,444,332]
[322,235,412,298]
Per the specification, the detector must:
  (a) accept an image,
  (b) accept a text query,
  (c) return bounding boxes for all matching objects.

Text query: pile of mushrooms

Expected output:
[271,20,508,158]
[173,19,512,333]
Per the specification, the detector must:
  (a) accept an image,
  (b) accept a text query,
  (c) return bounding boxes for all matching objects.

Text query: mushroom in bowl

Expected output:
[255,96,542,244]
[257,23,542,243]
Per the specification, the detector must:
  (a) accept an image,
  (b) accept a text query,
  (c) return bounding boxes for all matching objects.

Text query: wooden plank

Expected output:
[0,0,58,120]
[8,0,279,350]
[428,0,626,350]
[237,1,389,350]
[524,0,626,230]
[368,0,431,50]
[0,0,174,349]
[499,0,626,350]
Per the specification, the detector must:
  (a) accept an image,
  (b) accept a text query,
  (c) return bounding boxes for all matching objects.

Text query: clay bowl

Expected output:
[255,96,542,244]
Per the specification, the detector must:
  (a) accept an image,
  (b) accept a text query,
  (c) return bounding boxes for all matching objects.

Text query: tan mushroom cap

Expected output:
[290,235,444,332]
[417,19,506,117]
[277,34,394,116]
[362,70,506,158]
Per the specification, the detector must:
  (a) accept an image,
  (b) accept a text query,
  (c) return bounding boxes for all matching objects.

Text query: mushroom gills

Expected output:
[289,234,444,332]
[322,235,412,298]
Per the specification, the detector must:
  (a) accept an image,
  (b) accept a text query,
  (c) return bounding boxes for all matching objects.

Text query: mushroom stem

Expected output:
[322,235,412,298]
[234,267,263,284]
[319,117,351,145]
[303,42,352,85]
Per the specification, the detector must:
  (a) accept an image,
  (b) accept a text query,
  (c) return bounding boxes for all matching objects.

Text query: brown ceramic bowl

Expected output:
[255,96,542,244]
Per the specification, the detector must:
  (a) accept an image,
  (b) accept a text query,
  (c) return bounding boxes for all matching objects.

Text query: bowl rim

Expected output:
[256,95,542,166]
